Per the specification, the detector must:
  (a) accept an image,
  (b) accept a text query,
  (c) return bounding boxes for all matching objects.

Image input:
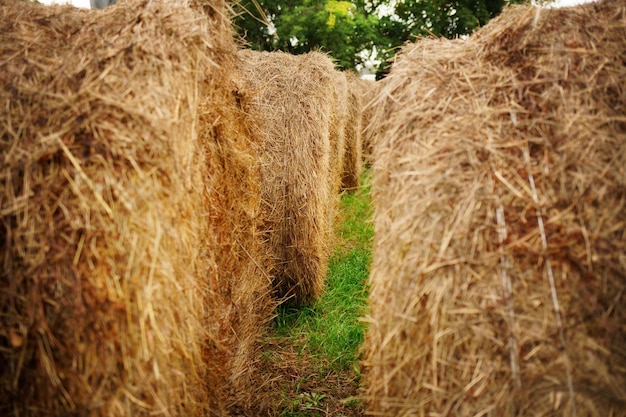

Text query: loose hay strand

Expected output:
[523,146,576,415]
[55,135,113,218]
[496,203,521,389]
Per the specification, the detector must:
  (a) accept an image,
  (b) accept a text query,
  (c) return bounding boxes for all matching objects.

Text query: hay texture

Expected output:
[199,49,276,415]
[341,71,364,191]
[0,0,272,415]
[362,0,626,415]
[331,71,349,194]
[360,78,379,165]
[194,13,276,417]
[236,50,342,306]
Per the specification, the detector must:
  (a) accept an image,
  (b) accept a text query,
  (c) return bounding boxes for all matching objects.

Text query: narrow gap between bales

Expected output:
[251,170,373,417]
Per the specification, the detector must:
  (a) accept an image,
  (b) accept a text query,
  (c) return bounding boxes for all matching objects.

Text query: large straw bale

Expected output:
[331,71,349,194]
[0,0,272,415]
[362,0,626,415]
[199,55,276,414]
[194,3,276,413]
[236,50,341,306]
[360,78,380,165]
[341,71,364,191]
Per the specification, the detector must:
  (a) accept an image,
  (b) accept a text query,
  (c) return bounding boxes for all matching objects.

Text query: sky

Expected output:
[38,0,598,9]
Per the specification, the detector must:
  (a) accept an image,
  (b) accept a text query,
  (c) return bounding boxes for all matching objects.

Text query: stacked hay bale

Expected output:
[189,2,276,412]
[341,71,364,191]
[362,0,626,415]
[331,71,349,194]
[191,6,276,415]
[0,0,273,415]
[236,50,344,306]
[360,78,379,165]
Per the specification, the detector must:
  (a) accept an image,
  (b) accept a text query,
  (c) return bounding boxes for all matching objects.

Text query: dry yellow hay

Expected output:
[341,71,364,191]
[236,49,341,306]
[363,0,626,415]
[195,16,276,417]
[0,0,273,415]
[360,78,379,165]
[331,70,349,194]
[199,53,276,413]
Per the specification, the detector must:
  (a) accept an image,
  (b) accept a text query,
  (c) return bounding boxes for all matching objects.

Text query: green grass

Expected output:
[265,171,373,417]
[275,172,373,373]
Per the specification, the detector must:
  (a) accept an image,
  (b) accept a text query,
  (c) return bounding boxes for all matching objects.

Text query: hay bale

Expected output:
[0,0,273,415]
[359,78,379,165]
[341,71,364,191]
[236,49,341,306]
[194,16,276,417]
[199,51,276,414]
[0,1,211,414]
[331,70,349,194]
[362,0,626,415]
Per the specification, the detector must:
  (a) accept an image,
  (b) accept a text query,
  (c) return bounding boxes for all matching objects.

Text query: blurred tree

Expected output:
[234,0,381,70]
[233,0,528,76]
[375,0,528,75]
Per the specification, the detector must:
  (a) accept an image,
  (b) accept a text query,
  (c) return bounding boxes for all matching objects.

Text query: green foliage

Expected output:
[234,0,381,70]
[375,0,529,76]
[234,0,529,76]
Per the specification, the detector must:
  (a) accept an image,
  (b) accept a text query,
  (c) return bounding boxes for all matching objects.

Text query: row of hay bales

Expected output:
[0,0,366,415]
[234,49,368,307]
[235,50,342,307]
[361,0,626,415]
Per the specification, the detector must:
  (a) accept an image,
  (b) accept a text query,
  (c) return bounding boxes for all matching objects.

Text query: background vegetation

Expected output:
[233,0,528,77]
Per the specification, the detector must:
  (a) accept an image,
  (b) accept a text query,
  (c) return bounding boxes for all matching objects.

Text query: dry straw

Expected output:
[341,71,365,191]
[359,78,379,165]
[331,70,349,195]
[195,10,276,416]
[362,0,626,415]
[236,50,343,306]
[0,0,273,415]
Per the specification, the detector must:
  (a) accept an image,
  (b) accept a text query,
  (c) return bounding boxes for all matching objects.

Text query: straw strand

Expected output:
[496,203,521,389]
[523,147,576,416]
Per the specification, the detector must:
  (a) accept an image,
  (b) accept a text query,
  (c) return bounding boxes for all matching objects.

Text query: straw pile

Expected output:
[341,71,364,191]
[362,0,626,415]
[0,0,273,415]
[236,50,342,306]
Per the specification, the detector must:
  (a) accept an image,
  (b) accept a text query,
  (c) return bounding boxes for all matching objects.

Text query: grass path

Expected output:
[249,173,373,416]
